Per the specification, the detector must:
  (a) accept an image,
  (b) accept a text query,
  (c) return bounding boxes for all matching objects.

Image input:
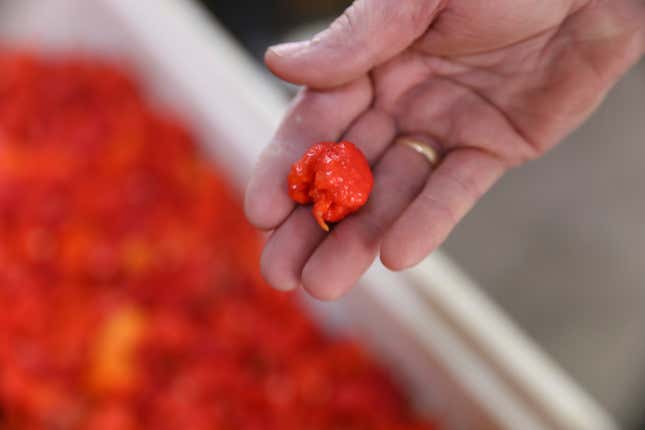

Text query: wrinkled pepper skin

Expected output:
[288,141,373,231]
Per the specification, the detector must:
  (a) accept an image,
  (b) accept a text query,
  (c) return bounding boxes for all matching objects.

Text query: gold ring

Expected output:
[396,137,441,167]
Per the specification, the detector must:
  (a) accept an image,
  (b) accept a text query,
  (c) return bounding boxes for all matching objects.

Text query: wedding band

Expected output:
[396,137,441,167]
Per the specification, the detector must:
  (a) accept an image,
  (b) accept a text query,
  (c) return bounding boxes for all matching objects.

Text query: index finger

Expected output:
[244,77,372,230]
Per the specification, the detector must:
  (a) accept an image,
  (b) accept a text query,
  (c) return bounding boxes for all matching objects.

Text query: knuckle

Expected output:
[419,191,460,226]
[442,169,484,203]
[399,0,443,35]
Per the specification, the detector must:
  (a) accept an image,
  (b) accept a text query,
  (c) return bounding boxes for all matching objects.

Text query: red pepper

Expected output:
[0,53,437,430]
[288,141,373,231]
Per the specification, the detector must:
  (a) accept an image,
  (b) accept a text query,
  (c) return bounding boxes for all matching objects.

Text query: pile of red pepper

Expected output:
[0,53,437,430]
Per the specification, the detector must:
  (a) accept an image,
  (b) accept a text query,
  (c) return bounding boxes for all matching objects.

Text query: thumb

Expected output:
[266,0,444,89]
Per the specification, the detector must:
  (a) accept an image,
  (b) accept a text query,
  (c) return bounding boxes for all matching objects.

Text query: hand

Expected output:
[245,0,645,300]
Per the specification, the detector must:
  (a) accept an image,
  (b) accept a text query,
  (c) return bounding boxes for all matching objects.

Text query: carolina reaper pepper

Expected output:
[288,141,373,231]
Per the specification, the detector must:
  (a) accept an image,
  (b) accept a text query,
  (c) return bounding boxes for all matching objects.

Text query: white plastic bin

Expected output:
[0,1,618,429]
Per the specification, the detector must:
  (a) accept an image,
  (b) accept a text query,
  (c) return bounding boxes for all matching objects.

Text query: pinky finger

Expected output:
[380,148,506,270]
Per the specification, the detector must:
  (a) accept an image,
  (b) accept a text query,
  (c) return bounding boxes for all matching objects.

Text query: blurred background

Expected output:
[199,0,645,428]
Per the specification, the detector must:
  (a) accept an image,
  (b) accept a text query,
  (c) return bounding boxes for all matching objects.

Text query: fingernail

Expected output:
[268,41,309,57]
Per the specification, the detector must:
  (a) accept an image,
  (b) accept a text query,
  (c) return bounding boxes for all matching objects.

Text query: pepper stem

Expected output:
[313,199,331,232]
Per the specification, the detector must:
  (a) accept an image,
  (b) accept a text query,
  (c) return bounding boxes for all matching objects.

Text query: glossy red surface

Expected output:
[288,141,373,231]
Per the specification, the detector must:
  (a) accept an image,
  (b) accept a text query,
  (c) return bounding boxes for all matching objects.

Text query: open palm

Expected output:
[245,0,645,300]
